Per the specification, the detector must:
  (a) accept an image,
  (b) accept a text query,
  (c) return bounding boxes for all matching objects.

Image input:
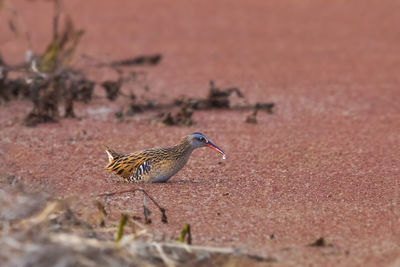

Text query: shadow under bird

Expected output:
[105,133,225,183]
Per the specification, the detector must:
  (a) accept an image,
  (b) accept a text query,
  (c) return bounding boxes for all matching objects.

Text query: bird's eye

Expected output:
[199,137,206,142]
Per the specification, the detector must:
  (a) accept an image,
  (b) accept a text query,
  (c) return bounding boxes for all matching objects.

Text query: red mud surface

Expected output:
[1,0,400,266]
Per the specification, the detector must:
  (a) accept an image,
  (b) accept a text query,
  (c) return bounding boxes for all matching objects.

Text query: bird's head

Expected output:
[188,132,225,157]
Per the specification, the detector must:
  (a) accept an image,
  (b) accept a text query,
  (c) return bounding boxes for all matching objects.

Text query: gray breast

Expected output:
[150,152,192,183]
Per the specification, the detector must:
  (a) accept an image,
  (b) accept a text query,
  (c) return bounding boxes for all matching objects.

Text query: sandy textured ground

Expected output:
[1,0,400,266]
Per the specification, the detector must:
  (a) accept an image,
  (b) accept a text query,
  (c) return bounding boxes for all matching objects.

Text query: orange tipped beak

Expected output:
[206,141,225,156]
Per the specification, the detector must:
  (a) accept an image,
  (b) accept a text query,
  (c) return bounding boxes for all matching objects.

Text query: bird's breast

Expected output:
[148,152,191,182]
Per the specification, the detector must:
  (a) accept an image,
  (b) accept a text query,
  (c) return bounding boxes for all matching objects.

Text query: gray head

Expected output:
[188,132,225,155]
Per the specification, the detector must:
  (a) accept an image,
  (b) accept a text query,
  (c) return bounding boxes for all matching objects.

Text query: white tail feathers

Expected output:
[105,150,114,163]
[105,147,119,163]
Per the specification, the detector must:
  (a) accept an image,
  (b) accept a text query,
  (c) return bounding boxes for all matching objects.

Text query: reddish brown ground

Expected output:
[1,0,400,266]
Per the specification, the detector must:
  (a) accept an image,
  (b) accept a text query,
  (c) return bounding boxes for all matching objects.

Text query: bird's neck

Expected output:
[171,136,194,157]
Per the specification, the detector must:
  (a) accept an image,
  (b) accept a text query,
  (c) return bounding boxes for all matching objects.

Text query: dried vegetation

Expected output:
[0,0,162,126]
[0,179,275,267]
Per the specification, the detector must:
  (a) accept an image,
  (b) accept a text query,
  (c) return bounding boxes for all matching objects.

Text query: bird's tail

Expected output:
[105,146,120,164]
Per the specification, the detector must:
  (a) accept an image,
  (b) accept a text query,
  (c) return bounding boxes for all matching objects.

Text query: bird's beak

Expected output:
[206,141,225,156]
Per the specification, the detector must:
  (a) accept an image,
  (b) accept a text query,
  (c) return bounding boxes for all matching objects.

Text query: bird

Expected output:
[105,132,225,183]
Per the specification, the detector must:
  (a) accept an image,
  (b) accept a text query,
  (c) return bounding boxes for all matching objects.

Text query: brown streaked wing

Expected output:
[106,152,148,179]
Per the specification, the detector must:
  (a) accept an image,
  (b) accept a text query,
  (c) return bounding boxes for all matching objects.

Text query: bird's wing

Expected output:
[106,152,151,180]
